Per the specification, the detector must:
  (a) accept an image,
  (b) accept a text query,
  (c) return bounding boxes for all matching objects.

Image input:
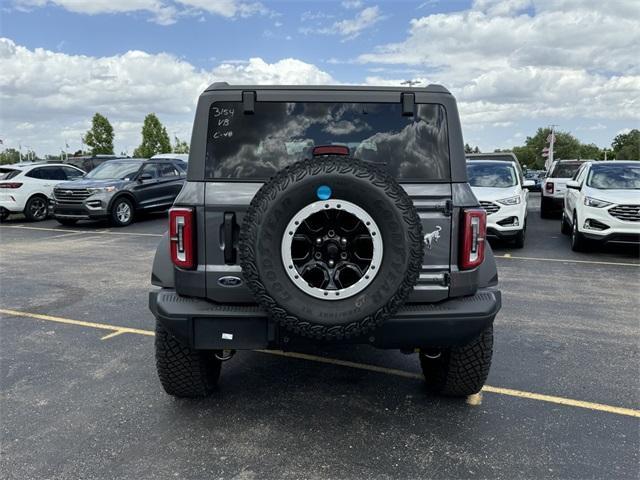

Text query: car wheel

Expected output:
[420,325,493,397]
[24,195,48,222]
[570,213,587,252]
[57,218,78,227]
[240,156,423,341]
[513,223,525,248]
[110,197,134,227]
[155,319,222,398]
[561,211,571,235]
[0,208,9,222]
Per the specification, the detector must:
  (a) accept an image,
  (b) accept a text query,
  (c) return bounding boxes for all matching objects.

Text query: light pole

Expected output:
[401,80,422,87]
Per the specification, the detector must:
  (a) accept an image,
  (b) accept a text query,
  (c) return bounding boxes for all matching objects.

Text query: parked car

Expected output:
[467,157,534,247]
[561,161,640,251]
[149,83,502,399]
[64,154,128,173]
[541,159,588,218]
[51,158,186,227]
[0,163,85,221]
[151,153,188,164]
[524,170,543,192]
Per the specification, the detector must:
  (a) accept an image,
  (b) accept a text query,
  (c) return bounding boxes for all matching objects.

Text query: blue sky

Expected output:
[1,0,638,157]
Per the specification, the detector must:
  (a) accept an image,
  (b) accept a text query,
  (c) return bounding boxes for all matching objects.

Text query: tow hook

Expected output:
[214,350,236,362]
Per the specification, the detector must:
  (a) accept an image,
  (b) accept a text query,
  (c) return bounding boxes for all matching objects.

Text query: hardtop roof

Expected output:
[204,82,451,95]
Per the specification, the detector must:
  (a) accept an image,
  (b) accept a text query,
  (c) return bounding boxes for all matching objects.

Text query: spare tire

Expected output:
[240,156,423,341]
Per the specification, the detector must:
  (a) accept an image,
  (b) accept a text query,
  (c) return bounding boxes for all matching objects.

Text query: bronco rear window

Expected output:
[205,102,450,181]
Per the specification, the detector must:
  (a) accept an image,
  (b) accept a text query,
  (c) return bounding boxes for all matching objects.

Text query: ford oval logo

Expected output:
[218,276,243,287]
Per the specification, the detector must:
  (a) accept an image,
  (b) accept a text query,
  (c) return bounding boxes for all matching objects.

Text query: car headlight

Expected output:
[584,197,612,208]
[497,196,521,206]
[87,186,116,194]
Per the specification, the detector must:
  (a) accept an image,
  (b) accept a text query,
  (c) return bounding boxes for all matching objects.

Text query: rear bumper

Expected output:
[149,288,501,350]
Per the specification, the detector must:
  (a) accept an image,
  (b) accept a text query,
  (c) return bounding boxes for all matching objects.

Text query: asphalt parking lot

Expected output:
[1,193,639,479]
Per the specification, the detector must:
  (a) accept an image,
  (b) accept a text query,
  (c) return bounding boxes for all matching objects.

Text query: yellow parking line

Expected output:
[496,255,639,267]
[1,307,639,418]
[0,225,162,238]
[0,309,154,337]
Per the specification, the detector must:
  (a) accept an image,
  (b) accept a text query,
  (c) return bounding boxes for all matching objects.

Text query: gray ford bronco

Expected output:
[149,83,501,398]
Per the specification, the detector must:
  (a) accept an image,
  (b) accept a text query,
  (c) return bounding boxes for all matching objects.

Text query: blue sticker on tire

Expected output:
[317,185,332,200]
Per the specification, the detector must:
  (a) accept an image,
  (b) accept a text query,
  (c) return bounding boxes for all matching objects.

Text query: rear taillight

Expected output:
[312,145,350,156]
[545,181,554,194]
[460,208,486,270]
[169,207,195,269]
[0,182,22,189]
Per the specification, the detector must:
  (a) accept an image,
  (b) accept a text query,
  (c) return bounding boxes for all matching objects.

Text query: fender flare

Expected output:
[107,192,137,214]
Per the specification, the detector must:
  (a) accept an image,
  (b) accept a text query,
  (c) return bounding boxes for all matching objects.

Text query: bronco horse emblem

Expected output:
[423,226,442,250]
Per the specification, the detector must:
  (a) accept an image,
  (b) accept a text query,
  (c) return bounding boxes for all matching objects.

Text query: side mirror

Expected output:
[523,180,535,188]
[566,180,580,190]
[138,172,153,181]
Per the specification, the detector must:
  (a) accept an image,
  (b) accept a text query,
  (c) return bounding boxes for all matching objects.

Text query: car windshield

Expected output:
[551,162,582,178]
[85,161,141,180]
[587,165,640,190]
[467,162,518,187]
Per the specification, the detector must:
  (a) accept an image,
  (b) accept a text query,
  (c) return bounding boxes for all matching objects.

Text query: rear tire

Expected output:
[420,325,493,397]
[24,195,48,222]
[540,197,552,218]
[155,320,221,398]
[560,211,571,235]
[0,209,9,222]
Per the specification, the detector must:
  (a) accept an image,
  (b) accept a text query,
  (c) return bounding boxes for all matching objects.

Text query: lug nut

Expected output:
[327,230,335,238]
[340,252,348,260]
[316,237,322,245]
[314,252,322,260]
[328,259,335,268]
[340,237,347,246]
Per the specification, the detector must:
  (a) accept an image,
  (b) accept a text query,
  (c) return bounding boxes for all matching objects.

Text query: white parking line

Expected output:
[496,254,639,267]
[0,225,163,238]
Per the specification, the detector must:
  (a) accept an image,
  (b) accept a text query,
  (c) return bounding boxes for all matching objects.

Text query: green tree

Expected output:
[133,114,171,158]
[511,128,583,169]
[173,136,190,154]
[0,148,21,165]
[578,143,602,160]
[83,113,115,155]
[611,129,640,160]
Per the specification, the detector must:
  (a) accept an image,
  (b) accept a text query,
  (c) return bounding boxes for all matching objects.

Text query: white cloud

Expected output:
[357,0,640,135]
[0,38,334,154]
[12,0,270,24]
[341,0,363,9]
[301,6,383,40]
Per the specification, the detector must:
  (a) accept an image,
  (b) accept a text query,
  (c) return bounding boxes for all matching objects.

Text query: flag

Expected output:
[542,151,549,158]
[542,147,549,153]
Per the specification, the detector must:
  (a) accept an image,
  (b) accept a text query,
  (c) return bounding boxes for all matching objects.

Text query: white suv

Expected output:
[0,163,85,221]
[467,157,534,248]
[540,159,587,218]
[562,161,640,251]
